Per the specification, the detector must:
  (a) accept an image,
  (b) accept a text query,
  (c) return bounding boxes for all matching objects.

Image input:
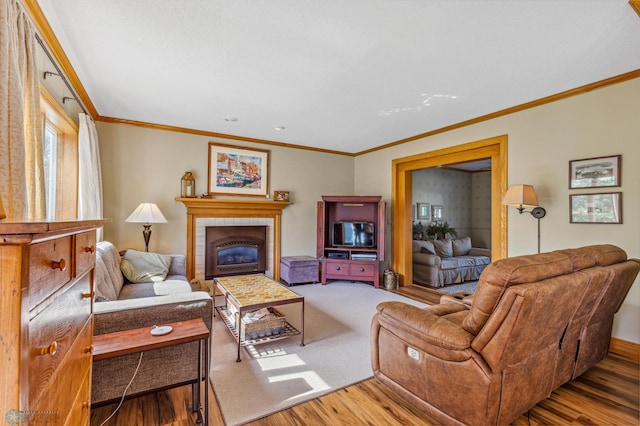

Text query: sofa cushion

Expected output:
[95,241,125,301]
[452,237,472,256]
[117,279,193,300]
[413,239,435,254]
[433,239,453,258]
[120,249,173,283]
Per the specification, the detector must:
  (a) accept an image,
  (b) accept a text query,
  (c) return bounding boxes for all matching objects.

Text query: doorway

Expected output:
[391,135,508,286]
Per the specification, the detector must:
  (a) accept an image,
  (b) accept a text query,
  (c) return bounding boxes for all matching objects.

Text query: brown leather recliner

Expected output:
[371,245,639,425]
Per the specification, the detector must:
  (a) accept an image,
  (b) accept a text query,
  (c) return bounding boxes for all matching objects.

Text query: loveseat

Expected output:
[92,241,213,405]
[413,236,491,288]
[371,244,639,425]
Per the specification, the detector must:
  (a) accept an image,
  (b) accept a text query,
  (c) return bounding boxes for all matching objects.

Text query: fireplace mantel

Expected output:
[176,197,290,280]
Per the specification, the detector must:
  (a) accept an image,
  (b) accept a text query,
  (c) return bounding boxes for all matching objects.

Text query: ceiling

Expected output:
[34,0,640,155]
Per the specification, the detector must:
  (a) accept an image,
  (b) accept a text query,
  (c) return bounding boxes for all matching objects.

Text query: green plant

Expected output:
[426,222,458,240]
[412,221,427,240]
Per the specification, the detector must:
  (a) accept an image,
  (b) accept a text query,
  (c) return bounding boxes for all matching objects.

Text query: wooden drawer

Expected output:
[29,236,73,309]
[28,274,93,404]
[75,231,96,278]
[324,260,350,276]
[31,318,93,424]
[65,368,92,426]
[349,262,376,278]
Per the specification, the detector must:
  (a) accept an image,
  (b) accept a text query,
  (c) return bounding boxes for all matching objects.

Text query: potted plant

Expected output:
[412,222,427,240]
[426,222,458,240]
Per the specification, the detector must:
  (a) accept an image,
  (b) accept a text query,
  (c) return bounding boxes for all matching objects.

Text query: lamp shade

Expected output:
[502,184,539,208]
[125,203,168,224]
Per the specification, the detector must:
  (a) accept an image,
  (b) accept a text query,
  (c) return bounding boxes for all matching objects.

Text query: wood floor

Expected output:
[90,285,640,426]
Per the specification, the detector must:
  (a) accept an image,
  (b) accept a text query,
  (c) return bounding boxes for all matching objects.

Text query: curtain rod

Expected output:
[35,32,88,116]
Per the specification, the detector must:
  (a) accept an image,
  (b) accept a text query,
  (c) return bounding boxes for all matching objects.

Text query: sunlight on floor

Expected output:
[269,371,331,400]
[257,353,306,371]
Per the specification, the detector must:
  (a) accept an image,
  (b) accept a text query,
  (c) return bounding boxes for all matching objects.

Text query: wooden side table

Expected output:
[93,318,210,425]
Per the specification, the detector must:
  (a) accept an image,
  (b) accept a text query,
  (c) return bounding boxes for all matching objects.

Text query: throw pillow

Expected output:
[420,246,436,255]
[120,249,173,283]
[452,236,472,256]
[433,239,453,258]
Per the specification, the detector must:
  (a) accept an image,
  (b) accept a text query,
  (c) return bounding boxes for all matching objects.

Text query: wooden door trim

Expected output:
[391,135,508,286]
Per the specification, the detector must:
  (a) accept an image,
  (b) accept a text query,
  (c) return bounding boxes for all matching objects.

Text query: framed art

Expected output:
[569,155,621,189]
[431,205,443,221]
[208,143,269,196]
[416,203,430,220]
[570,192,622,224]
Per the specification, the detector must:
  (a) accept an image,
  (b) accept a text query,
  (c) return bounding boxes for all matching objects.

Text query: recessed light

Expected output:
[273,126,286,131]
[224,117,238,122]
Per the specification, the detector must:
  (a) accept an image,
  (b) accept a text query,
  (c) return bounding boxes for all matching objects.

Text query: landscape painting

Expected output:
[569,155,621,189]
[208,143,269,196]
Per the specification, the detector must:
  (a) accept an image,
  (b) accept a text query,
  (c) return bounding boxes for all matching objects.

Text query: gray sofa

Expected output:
[412,237,491,288]
[92,241,213,405]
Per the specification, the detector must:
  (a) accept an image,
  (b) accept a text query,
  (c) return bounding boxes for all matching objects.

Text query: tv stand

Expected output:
[317,196,386,288]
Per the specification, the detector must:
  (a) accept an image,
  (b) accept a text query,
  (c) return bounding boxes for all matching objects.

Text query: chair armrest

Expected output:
[440,292,474,308]
[374,301,474,355]
[469,247,491,258]
[94,291,212,335]
[412,252,441,266]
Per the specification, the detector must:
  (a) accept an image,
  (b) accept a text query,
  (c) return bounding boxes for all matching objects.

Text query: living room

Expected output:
[2,1,640,425]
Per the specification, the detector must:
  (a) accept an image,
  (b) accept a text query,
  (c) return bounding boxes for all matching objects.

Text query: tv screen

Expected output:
[332,221,375,247]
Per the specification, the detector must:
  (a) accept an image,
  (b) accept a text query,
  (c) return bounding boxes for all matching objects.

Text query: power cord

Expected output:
[99,352,144,426]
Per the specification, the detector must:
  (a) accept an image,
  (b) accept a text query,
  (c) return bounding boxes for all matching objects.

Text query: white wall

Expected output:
[355,77,640,343]
[97,122,354,257]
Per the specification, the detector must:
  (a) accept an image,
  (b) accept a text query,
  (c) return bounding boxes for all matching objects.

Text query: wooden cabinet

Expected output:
[0,219,108,425]
[317,196,386,288]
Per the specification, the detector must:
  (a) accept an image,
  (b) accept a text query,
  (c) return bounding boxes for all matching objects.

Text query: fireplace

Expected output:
[205,225,267,279]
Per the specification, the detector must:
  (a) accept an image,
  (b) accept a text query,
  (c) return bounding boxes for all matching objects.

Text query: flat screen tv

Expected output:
[332,221,375,248]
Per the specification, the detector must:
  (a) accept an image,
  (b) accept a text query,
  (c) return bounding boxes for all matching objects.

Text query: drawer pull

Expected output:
[335,266,341,271]
[37,341,58,357]
[82,401,90,409]
[84,345,93,354]
[51,258,66,271]
[83,245,95,254]
[359,267,365,272]
[81,291,95,299]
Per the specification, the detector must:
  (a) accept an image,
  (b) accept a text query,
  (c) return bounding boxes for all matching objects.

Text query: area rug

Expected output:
[209,281,426,425]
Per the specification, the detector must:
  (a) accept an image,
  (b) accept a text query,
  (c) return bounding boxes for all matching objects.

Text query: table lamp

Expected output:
[125,202,167,252]
[502,184,546,253]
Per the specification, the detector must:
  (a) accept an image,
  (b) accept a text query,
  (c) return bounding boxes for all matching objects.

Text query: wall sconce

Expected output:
[125,202,167,252]
[502,184,546,253]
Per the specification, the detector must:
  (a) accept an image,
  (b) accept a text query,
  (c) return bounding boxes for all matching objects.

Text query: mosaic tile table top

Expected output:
[214,274,301,307]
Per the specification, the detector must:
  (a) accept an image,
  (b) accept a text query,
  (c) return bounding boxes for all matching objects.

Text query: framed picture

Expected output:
[431,205,444,221]
[208,143,269,197]
[416,203,430,220]
[569,155,621,189]
[570,192,622,224]
[273,190,289,202]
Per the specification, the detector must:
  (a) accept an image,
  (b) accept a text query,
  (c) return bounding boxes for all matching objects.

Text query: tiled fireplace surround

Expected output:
[177,198,289,293]
[195,217,274,290]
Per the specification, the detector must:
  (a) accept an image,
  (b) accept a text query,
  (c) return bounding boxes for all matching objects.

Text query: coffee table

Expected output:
[214,274,305,362]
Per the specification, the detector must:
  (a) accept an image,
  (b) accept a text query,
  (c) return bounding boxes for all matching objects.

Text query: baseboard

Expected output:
[610,337,640,361]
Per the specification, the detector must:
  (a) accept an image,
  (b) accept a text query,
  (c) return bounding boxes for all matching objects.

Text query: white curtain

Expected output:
[78,113,104,240]
[0,0,45,220]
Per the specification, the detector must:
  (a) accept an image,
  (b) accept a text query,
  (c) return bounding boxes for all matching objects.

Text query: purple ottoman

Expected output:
[280,256,319,286]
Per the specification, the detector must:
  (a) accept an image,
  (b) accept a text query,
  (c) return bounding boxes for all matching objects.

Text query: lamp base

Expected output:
[142,224,152,252]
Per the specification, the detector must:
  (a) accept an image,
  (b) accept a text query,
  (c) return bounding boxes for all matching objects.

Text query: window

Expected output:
[40,86,78,219]
[42,123,59,219]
